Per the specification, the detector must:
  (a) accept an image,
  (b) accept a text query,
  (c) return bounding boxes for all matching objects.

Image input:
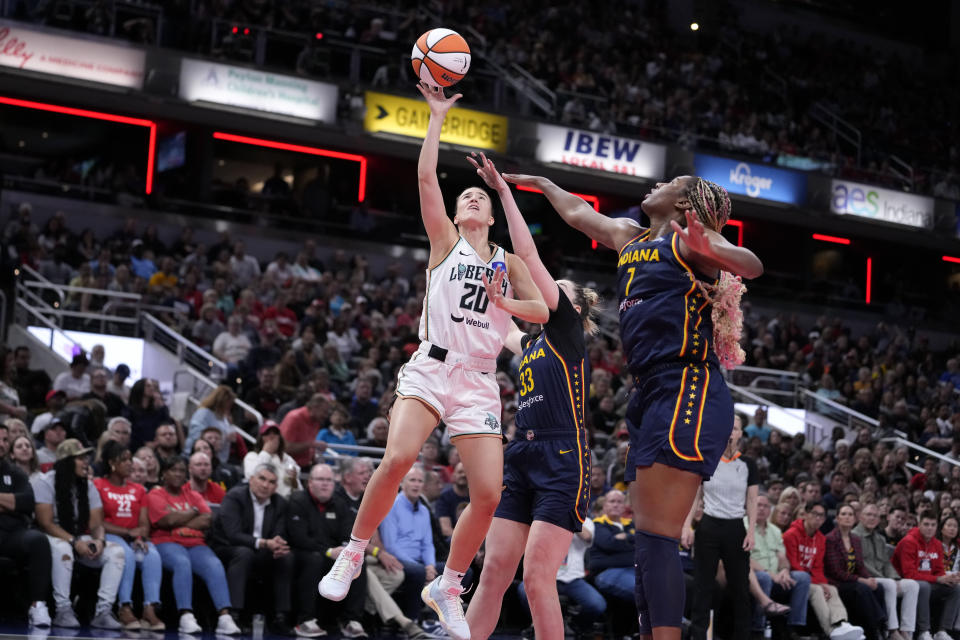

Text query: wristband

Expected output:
[372,546,380,558]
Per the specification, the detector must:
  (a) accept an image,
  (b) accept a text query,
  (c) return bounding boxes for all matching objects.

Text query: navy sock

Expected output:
[635,529,685,631]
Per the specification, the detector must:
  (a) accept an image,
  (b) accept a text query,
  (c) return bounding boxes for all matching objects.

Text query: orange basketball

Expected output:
[410,28,471,88]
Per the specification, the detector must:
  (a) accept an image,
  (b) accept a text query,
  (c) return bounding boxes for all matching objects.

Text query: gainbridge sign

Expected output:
[363,91,507,153]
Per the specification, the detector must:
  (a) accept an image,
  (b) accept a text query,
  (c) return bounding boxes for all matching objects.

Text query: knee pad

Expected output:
[636,529,685,631]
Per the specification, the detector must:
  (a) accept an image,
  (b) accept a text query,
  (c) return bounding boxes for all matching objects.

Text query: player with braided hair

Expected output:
[502,172,762,640]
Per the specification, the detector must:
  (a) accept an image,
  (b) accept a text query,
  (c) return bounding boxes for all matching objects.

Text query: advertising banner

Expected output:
[535,124,666,178]
[363,91,507,152]
[180,59,338,122]
[694,154,807,205]
[830,179,933,229]
[0,21,145,88]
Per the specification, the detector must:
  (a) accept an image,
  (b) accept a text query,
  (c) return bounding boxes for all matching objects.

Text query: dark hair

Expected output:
[128,379,148,408]
[53,456,90,536]
[101,440,129,475]
[255,426,285,458]
[803,500,824,513]
[940,515,960,543]
[159,456,187,486]
[920,512,938,523]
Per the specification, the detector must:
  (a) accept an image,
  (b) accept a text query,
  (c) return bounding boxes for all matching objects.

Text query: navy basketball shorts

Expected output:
[625,362,734,480]
[494,428,590,533]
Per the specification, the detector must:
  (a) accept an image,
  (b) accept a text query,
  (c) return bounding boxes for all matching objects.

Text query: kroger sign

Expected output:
[693,154,807,205]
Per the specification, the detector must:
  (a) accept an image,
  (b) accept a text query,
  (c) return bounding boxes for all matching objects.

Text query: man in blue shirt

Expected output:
[379,464,436,620]
[745,408,772,443]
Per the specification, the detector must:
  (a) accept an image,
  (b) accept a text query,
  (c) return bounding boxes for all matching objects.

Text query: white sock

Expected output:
[441,566,465,590]
[345,536,368,555]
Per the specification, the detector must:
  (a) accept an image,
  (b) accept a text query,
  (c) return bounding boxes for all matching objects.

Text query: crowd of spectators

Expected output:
[9,0,959,198]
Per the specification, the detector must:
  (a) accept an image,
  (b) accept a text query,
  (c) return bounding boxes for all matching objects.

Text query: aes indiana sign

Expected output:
[0,21,144,88]
[535,124,666,179]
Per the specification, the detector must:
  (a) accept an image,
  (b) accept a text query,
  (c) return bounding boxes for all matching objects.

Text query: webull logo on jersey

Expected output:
[617,247,660,267]
[449,263,510,294]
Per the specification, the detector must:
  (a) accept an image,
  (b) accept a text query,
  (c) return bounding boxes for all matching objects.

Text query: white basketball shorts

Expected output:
[395,347,502,439]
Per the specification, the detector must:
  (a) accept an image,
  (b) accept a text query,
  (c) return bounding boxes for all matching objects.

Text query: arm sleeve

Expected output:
[217,491,256,548]
[543,287,585,362]
[146,490,167,525]
[379,504,413,565]
[744,457,760,486]
[782,530,801,571]
[823,535,856,582]
[31,474,53,505]
[10,468,34,514]
[285,496,321,552]
[421,512,436,567]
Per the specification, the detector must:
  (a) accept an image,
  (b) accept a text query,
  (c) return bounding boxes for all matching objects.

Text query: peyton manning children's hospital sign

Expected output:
[535,124,666,180]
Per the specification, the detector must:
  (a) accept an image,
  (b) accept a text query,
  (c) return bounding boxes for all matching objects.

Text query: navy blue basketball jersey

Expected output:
[616,229,719,373]
[515,288,590,434]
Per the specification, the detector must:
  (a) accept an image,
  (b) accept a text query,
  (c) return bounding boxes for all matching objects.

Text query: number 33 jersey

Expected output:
[420,236,514,359]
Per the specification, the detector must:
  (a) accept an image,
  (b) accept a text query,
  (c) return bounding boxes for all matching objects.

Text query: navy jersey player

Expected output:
[319,86,548,640]
[463,153,599,640]
[503,172,763,640]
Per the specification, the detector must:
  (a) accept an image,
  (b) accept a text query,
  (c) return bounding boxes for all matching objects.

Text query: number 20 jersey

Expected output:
[419,236,514,360]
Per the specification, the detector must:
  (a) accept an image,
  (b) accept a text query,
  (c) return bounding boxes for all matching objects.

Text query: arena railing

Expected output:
[798,388,883,436]
[724,365,800,407]
[881,436,960,475]
[13,297,83,356]
[172,369,259,444]
[320,443,386,462]
[141,313,229,382]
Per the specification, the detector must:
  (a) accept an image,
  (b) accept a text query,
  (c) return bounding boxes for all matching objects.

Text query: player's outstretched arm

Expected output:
[481,257,548,325]
[502,174,641,252]
[671,211,763,279]
[416,83,461,263]
[467,152,559,311]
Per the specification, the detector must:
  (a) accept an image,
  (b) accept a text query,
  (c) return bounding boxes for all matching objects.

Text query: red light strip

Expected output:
[812,233,851,245]
[727,219,743,247]
[865,257,872,305]
[943,255,960,264]
[516,184,601,248]
[213,132,367,202]
[0,96,156,194]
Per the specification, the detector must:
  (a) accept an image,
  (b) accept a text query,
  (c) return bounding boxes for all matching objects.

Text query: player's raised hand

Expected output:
[482,266,507,309]
[416,82,462,116]
[672,210,713,257]
[467,152,508,192]
[502,173,546,189]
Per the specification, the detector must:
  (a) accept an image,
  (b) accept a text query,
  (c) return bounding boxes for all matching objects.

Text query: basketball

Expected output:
[410,28,471,88]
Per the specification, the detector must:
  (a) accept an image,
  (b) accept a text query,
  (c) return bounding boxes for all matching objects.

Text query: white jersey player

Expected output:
[319,83,548,640]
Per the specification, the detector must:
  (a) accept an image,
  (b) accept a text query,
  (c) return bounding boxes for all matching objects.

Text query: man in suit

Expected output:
[287,463,369,638]
[209,463,295,635]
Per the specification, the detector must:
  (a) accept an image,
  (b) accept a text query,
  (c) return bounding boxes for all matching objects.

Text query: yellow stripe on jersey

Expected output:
[618,230,650,256]
[544,337,587,523]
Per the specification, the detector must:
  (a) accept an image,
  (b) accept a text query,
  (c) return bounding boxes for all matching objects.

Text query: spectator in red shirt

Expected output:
[94,441,165,631]
[146,457,240,635]
[278,394,330,468]
[263,290,298,338]
[185,451,226,505]
[783,501,863,640]
[892,512,960,639]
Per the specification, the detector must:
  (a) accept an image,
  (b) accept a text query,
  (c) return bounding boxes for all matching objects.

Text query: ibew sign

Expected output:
[693,154,807,205]
[535,124,666,179]
[830,179,933,229]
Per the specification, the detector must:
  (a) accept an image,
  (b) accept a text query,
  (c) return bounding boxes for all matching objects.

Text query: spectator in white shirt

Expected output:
[229,242,260,289]
[264,252,294,288]
[36,417,68,467]
[290,252,322,283]
[212,316,252,365]
[53,354,91,399]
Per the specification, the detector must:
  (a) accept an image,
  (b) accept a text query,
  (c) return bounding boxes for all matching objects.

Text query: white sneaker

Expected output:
[933,631,952,640]
[179,612,202,634]
[28,602,51,628]
[340,620,368,638]
[918,632,934,640]
[295,619,327,637]
[421,577,470,640]
[52,607,80,629]
[318,548,364,601]
[831,622,865,640]
[216,613,241,635]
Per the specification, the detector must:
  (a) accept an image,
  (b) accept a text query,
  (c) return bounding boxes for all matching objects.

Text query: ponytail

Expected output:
[684,177,746,369]
[562,280,601,335]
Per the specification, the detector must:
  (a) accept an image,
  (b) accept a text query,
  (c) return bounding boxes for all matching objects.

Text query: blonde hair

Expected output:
[560,280,602,335]
[199,385,236,416]
[684,177,746,369]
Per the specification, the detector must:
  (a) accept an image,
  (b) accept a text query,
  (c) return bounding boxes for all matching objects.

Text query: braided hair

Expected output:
[54,456,90,536]
[683,177,746,370]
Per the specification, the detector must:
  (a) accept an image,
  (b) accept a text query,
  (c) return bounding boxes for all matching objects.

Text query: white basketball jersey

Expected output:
[419,237,514,359]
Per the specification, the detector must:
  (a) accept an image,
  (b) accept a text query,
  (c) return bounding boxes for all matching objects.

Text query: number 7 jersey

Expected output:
[420,236,514,359]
